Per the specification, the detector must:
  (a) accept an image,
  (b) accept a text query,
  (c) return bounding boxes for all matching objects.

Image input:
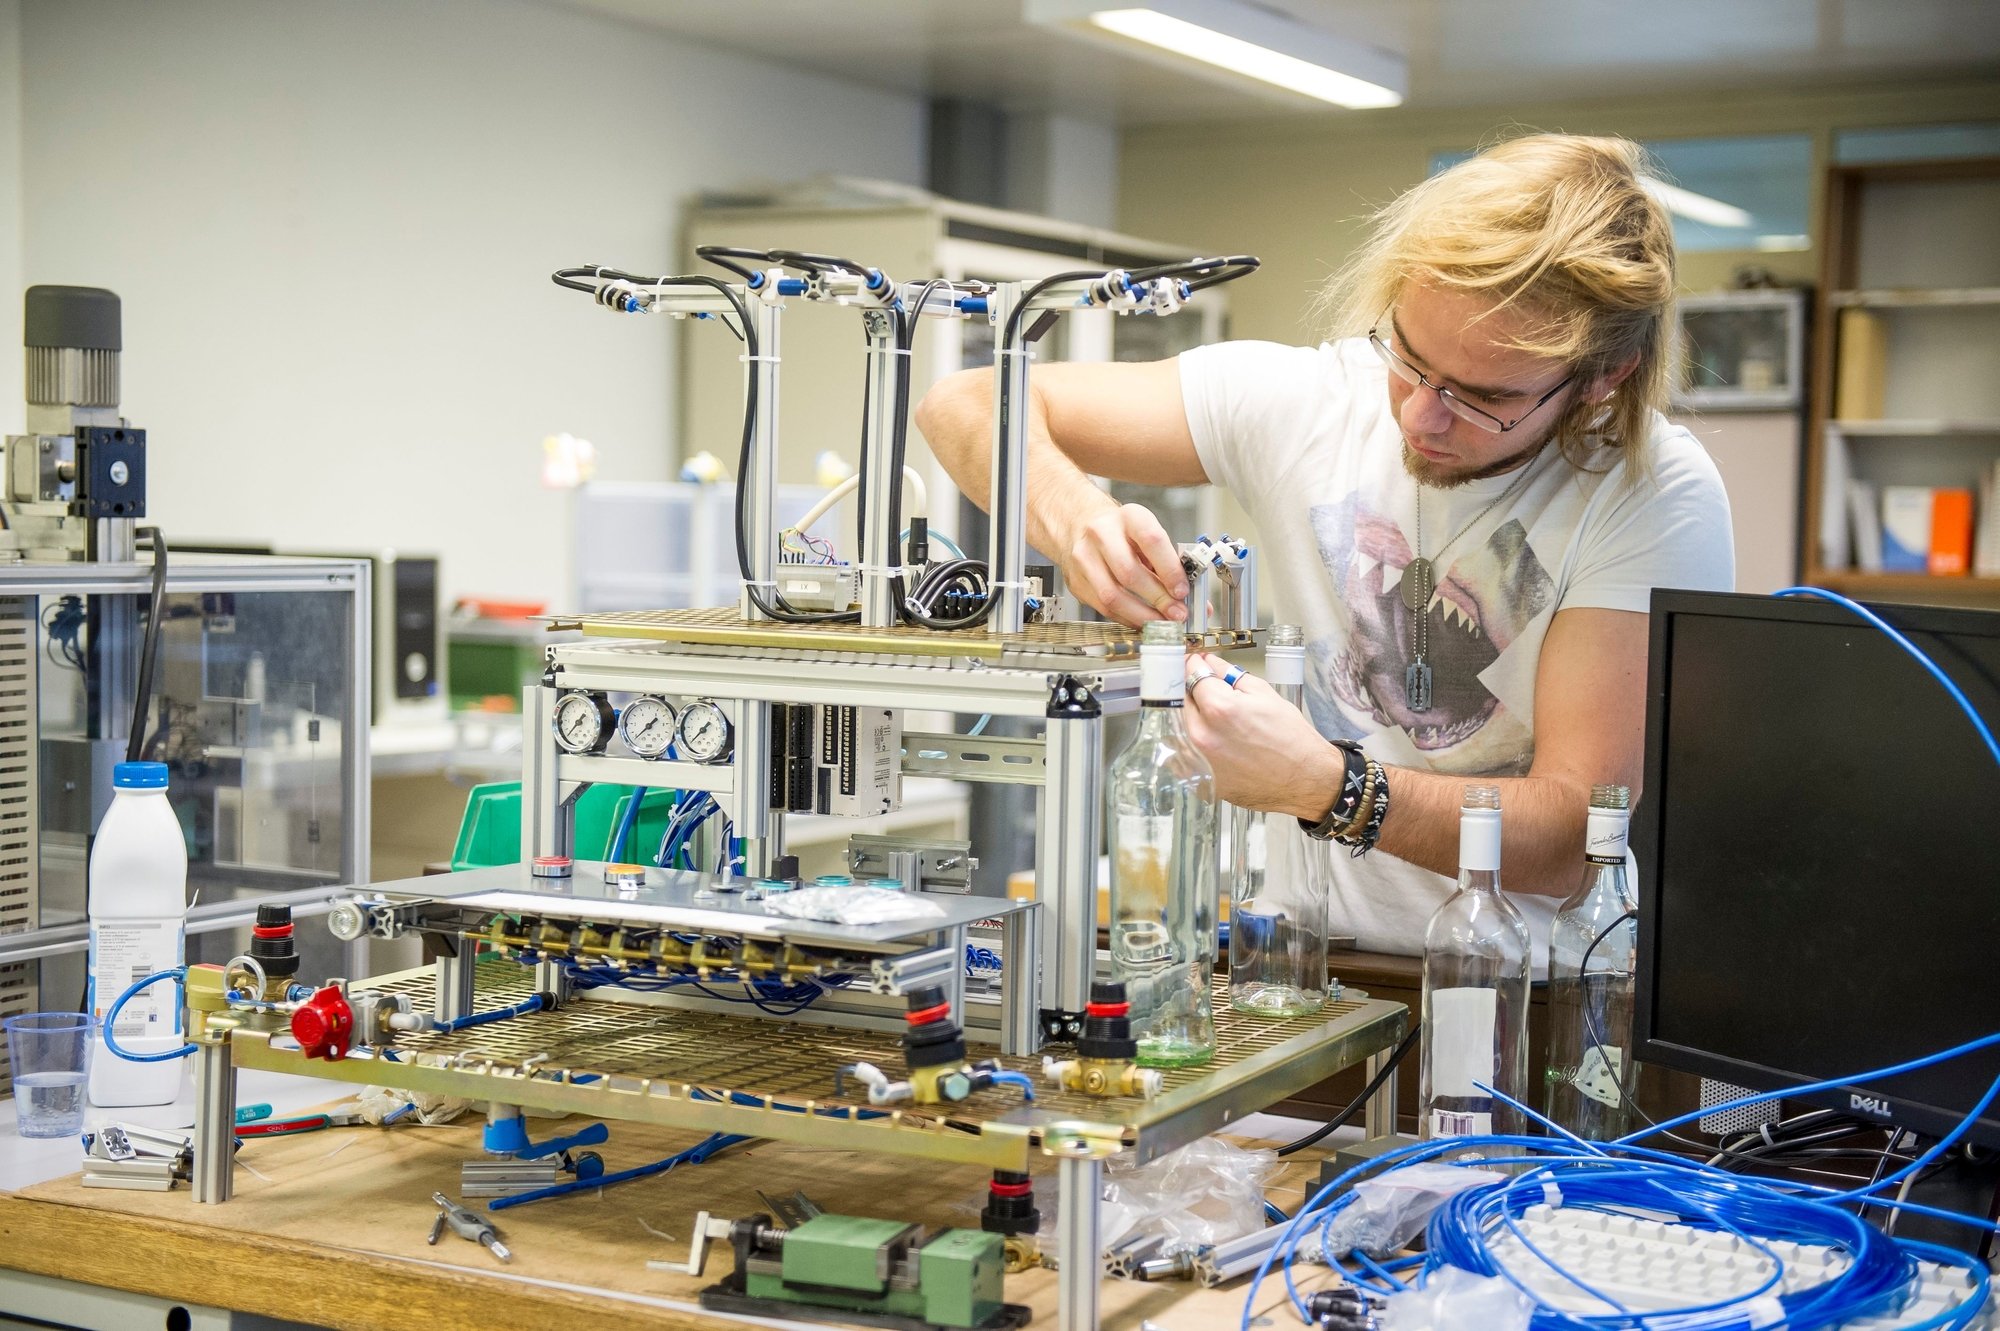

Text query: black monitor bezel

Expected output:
[1633,587,2000,1144]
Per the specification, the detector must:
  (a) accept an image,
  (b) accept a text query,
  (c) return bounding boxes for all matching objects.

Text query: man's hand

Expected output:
[1180,652,1341,819]
[1060,502,1190,627]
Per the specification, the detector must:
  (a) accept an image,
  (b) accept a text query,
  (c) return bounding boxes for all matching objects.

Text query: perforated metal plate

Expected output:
[228,960,1405,1170]
[540,606,1256,662]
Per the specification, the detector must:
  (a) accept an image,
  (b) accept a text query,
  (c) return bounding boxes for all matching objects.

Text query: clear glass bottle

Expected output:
[1229,625,1327,1017]
[1544,785,1639,1140]
[1108,621,1219,1067]
[1419,785,1531,1139]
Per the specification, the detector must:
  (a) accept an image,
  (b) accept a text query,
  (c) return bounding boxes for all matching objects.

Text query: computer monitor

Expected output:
[1633,589,2000,1148]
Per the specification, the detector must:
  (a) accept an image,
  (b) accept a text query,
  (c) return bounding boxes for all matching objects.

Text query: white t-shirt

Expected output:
[1180,337,1735,963]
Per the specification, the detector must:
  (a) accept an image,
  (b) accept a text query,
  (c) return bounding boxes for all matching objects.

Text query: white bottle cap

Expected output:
[1264,643,1305,689]
[1586,807,1630,861]
[1139,620,1185,703]
[1459,785,1502,872]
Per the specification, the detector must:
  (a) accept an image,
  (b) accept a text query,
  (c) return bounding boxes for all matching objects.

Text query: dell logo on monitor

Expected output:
[1849,1093,1892,1119]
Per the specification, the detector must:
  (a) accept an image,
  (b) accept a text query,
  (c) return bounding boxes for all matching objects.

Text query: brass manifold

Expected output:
[468,920,868,984]
[1042,1054,1163,1100]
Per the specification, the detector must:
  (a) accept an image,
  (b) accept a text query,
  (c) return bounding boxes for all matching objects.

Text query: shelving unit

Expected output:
[1805,156,2000,602]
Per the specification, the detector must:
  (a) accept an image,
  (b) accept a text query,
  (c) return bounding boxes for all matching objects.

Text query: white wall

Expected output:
[13,0,926,605]
[1005,112,1119,230]
[0,0,22,437]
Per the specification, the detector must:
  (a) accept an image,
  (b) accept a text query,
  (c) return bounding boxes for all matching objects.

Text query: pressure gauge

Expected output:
[676,699,734,764]
[551,690,615,755]
[617,695,679,759]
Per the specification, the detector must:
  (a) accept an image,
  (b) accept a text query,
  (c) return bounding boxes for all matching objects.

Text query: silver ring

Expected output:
[1185,667,1219,691]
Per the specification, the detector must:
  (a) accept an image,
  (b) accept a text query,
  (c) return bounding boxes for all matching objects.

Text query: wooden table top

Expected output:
[0,1104,1341,1331]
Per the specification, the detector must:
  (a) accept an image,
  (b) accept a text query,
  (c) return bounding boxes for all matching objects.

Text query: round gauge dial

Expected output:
[551,691,615,755]
[675,699,734,764]
[617,695,679,759]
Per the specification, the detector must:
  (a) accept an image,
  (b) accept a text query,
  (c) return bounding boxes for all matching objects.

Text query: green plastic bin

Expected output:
[449,781,685,870]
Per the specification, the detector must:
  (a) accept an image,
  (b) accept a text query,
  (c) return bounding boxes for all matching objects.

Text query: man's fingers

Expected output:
[1071,546,1167,628]
[1090,529,1180,618]
[1123,507,1190,601]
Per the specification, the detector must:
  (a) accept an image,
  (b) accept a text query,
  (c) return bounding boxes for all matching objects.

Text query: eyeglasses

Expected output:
[1368,316,1576,434]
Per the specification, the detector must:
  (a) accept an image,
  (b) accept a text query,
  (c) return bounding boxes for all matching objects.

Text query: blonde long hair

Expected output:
[1322,133,1677,468]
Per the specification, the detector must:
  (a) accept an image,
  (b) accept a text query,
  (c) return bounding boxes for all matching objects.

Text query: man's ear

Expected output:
[1586,354,1642,404]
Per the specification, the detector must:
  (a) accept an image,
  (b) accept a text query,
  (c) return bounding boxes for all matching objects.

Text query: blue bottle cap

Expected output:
[112,761,169,790]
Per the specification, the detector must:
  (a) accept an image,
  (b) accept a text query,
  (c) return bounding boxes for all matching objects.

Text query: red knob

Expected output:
[290,986,354,1060]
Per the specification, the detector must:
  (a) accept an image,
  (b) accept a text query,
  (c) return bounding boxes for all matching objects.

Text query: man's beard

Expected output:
[1402,432,1553,489]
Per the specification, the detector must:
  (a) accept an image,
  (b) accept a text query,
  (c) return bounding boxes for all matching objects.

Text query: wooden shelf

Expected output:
[1829,287,2000,309]
[1829,419,2000,436]
[1808,569,2000,597]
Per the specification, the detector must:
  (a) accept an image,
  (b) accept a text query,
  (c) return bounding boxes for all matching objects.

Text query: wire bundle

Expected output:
[1241,1031,2000,1331]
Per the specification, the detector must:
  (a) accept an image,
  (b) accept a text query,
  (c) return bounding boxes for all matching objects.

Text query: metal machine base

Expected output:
[699,1281,1033,1331]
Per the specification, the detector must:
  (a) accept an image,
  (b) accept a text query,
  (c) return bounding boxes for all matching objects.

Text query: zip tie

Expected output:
[743,579,779,590]
[863,345,914,357]
[993,347,1037,359]
[738,354,782,364]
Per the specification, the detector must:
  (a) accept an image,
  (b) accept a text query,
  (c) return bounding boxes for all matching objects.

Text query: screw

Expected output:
[109,461,129,485]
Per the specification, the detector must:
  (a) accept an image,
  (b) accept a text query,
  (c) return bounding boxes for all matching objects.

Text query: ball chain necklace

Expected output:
[1400,451,1546,712]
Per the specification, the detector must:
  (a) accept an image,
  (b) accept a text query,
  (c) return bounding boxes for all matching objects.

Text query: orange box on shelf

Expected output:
[1930,488,1975,576]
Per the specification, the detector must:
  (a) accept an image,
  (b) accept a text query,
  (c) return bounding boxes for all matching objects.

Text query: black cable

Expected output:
[1276,1022,1421,1157]
[125,527,167,763]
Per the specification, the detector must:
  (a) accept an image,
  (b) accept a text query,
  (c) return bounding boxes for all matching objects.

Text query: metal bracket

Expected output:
[846,833,977,894]
[867,945,959,997]
[900,731,1046,786]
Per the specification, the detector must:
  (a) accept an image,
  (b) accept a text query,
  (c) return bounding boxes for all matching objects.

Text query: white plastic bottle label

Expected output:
[1430,985,1498,1098]
[88,921,184,1039]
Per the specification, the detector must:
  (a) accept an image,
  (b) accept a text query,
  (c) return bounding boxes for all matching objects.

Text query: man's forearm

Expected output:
[1371,765,1592,896]
[916,369,1112,555]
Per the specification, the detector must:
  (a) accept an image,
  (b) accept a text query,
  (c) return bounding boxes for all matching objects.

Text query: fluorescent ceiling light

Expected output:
[1755,233,1810,252]
[1640,176,1755,230]
[1026,0,1406,110]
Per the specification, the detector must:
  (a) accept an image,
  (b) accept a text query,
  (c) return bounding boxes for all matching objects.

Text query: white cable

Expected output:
[788,466,929,536]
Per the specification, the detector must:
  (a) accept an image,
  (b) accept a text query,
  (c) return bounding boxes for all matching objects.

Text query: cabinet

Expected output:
[1669,290,1809,593]
[1805,157,2000,603]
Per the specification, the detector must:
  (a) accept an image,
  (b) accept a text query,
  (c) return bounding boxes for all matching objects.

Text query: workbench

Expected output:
[0,1104,1348,1331]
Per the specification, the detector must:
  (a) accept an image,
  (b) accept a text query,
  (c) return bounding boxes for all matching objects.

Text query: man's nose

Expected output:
[1399,381,1455,435]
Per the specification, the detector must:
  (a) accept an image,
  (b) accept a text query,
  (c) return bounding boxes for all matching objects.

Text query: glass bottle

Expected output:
[1229,625,1327,1017]
[1419,785,1531,1139]
[1108,621,1219,1067]
[1544,784,1639,1140]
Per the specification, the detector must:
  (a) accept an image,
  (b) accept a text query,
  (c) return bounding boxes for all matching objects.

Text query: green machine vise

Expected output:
[695,1211,1030,1331]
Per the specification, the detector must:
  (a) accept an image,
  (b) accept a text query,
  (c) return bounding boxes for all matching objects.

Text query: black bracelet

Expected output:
[1300,741,1367,842]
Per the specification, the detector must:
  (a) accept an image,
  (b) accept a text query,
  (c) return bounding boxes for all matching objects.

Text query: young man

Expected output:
[914,134,1734,960]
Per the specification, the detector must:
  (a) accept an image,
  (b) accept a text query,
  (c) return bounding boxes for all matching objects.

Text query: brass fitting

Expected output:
[1043,1055,1162,1099]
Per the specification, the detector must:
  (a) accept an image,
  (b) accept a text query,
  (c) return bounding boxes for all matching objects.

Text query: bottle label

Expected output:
[1138,646,1185,704]
[88,921,185,1040]
[1430,985,1498,1097]
[1429,1109,1494,1138]
[1574,1045,1625,1108]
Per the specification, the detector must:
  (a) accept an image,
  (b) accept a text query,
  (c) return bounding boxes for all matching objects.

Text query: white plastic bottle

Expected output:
[87,761,189,1106]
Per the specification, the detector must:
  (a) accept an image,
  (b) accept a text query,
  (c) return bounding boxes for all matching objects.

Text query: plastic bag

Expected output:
[761,884,947,926]
[1380,1263,1535,1331]
[1054,1135,1277,1258]
[1321,1162,1506,1259]
[353,1084,470,1127]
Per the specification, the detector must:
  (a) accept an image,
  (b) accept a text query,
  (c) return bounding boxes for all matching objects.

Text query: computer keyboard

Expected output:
[1487,1204,1993,1330]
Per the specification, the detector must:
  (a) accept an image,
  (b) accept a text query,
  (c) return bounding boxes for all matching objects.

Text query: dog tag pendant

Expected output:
[1401,557,1434,614]
[1405,658,1433,712]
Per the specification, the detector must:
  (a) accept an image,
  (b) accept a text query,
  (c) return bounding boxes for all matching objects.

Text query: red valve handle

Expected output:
[290,986,354,1061]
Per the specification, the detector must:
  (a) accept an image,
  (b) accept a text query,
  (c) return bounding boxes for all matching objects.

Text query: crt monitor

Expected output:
[1633,589,2000,1147]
